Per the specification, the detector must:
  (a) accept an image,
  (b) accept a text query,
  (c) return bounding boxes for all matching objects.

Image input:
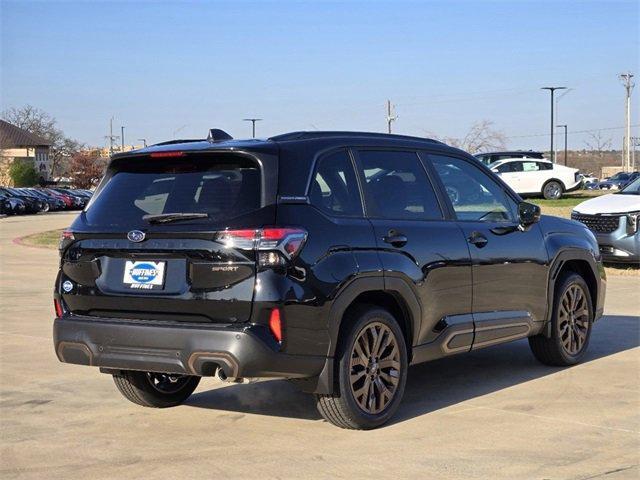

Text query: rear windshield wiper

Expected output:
[143,212,209,224]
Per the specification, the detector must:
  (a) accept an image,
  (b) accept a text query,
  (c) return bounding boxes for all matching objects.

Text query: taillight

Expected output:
[150,151,185,158]
[268,308,283,343]
[54,299,64,317]
[216,227,307,268]
[59,230,75,252]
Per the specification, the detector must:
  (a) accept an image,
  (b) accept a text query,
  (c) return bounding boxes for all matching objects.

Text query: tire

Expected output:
[542,180,563,200]
[529,272,593,366]
[112,370,200,408]
[316,305,408,430]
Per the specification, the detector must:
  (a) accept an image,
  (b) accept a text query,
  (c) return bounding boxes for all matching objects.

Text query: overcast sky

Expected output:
[1,0,638,150]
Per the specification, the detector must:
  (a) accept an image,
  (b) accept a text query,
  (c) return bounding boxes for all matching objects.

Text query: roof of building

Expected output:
[0,119,51,148]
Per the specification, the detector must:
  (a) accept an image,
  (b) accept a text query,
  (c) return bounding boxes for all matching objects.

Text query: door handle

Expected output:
[468,231,488,248]
[383,230,408,247]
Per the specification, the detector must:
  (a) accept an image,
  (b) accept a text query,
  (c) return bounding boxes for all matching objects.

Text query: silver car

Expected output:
[571,177,640,264]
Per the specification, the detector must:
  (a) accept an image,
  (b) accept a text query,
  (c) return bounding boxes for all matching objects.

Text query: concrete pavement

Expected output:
[1,212,638,479]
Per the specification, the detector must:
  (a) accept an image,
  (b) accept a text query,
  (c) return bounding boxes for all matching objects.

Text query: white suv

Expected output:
[490,158,581,199]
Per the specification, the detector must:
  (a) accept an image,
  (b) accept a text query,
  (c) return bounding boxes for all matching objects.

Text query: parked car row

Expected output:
[0,187,92,215]
[584,171,640,191]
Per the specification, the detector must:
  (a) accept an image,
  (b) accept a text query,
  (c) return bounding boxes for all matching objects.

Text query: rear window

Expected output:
[85,155,260,227]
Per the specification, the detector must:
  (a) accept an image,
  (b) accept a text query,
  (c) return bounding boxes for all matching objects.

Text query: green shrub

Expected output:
[9,160,38,187]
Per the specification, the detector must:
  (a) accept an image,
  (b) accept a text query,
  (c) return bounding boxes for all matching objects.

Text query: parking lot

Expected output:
[1,212,638,479]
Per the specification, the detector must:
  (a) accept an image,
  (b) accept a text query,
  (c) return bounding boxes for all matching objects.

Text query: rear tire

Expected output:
[529,272,593,366]
[316,305,408,429]
[112,371,200,408]
[542,180,563,200]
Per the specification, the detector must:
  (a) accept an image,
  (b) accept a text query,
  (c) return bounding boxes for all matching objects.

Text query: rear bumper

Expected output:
[53,315,326,379]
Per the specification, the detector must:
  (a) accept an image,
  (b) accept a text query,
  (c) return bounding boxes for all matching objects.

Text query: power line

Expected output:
[505,124,640,139]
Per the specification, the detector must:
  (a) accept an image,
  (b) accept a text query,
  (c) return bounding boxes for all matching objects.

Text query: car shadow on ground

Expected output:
[185,315,639,424]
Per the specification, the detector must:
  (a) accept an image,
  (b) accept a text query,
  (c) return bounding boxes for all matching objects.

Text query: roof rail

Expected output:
[269,131,443,144]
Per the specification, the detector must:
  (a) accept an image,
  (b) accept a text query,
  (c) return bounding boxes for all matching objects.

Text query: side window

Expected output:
[495,162,522,173]
[430,155,517,223]
[522,161,540,172]
[537,162,553,170]
[309,150,362,217]
[357,150,442,220]
[496,163,514,173]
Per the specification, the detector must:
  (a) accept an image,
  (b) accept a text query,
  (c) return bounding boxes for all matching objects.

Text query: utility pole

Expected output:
[619,72,635,171]
[138,138,148,148]
[541,87,567,162]
[631,136,640,171]
[557,124,568,165]
[104,116,119,156]
[243,118,262,138]
[386,100,397,134]
[121,126,125,152]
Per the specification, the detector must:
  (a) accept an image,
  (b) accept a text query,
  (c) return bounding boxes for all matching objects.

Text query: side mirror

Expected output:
[519,201,541,226]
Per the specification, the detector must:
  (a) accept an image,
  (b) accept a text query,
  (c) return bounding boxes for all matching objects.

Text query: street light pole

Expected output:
[557,124,568,165]
[619,73,635,170]
[137,138,148,148]
[541,86,567,162]
[243,118,262,138]
[121,126,125,151]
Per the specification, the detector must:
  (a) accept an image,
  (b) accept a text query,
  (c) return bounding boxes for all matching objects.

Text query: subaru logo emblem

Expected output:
[127,230,146,243]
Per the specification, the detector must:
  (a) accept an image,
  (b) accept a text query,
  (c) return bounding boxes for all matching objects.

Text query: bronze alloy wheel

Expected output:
[146,372,192,394]
[558,283,590,355]
[349,322,401,414]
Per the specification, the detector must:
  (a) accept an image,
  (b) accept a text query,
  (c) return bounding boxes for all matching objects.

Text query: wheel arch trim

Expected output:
[326,275,421,357]
[545,248,602,334]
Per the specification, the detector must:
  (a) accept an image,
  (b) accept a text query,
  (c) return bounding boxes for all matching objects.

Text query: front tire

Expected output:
[316,305,408,429]
[529,272,593,366]
[112,371,200,408]
[542,180,563,200]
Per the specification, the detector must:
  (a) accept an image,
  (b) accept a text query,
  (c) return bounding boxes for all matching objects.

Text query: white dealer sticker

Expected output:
[123,261,166,290]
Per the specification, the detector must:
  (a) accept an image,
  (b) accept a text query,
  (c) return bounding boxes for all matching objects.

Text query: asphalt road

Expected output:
[1,212,638,480]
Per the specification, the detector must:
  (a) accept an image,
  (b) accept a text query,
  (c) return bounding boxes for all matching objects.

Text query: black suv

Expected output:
[53,131,606,429]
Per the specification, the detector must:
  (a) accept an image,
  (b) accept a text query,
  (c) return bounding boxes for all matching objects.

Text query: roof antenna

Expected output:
[207,129,233,142]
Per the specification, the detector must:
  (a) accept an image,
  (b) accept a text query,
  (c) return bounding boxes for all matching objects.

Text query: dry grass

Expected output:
[17,228,63,249]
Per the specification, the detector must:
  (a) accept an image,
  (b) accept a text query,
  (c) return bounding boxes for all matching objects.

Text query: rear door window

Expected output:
[357,150,442,220]
[521,161,540,172]
[85,155,261,227]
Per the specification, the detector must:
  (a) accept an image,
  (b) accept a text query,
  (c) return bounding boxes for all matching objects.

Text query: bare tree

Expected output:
[583,131,612,160]
[2,105,82,178]
[67,151,107,189]
[433,120,507,153]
